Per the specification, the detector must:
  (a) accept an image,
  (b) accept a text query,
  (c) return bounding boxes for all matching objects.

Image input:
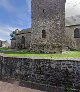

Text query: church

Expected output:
[11,0,80,53]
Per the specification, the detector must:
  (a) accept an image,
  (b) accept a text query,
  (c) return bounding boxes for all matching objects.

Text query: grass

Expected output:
[0,50,80,59]
[0,48,80,59]
[0,47,11,51]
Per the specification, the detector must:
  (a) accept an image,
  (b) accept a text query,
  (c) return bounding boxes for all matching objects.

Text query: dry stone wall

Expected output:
[0,56,80,91]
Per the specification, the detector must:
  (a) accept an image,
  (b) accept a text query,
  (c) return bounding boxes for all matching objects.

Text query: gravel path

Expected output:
[0,81,45,92]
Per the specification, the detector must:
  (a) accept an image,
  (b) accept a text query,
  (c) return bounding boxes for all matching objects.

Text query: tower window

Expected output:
[42,30,46,38]
[74,28,80,38]
[43,9,45,13]
[21,36,25,44]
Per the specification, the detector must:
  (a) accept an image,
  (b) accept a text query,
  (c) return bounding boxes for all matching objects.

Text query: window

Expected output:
[42,30,46,38]
[74,28,80,38]
[43,9,45,13]
[21,36,25,44]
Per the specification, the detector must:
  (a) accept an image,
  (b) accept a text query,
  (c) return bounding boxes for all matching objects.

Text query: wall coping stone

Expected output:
[0,54,80,61]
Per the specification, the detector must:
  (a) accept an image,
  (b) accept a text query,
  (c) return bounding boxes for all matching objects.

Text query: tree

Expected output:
[10,29,19,39]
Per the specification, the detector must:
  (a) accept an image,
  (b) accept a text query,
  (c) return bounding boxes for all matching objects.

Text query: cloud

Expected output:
[26,0,31,13]
[0,25,15,35]
[66,0,80,17]
[0,0,31,28]
[12,0,31,28]
[0,38,5,41]
[0,25,21,43]
[0,0,16,12]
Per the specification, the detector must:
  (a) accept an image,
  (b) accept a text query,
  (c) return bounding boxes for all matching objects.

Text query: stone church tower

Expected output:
[31,0,66,53]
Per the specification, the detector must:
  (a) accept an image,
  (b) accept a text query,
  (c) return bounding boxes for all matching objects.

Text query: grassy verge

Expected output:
[0,47,11,50]
[0,50,80,59]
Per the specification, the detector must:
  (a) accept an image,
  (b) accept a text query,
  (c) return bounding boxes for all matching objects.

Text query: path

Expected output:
[0,81,45,92]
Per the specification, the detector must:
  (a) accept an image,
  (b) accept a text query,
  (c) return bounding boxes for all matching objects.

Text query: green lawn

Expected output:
[1,50,80,59]
[0,47,11,51]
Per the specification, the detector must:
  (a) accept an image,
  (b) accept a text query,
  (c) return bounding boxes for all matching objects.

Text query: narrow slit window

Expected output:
[21,36,25,44]
[43,9,45,13]
[42,30,46,38]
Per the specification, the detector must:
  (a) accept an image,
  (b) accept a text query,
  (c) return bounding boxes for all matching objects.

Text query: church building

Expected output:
[11,0,80,53]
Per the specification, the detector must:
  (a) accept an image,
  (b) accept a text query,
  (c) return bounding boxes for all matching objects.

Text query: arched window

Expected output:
[21,36,25,44]
[42,30,46,38]
[74,28,80,38]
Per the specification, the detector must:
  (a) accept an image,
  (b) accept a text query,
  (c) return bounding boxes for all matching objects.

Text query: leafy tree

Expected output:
[10,29,19,39]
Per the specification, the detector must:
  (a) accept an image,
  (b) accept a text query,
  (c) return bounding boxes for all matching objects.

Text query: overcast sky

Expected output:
[0,0,80,43]
[66,0,80,17]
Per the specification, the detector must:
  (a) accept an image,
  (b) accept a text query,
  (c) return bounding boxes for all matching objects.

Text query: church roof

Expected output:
[21,28,31,33]
[16,28,31,35]
[65,15,80,27]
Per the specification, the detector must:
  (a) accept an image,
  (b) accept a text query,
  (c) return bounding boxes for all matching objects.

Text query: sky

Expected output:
[0,0,80,43]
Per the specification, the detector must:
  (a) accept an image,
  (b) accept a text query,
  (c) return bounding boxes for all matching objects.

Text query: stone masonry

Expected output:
[31,0,66,53]
[0,56,80,91]
[65,25,80,50]
[15,28,31,49]
[11,0,80,52]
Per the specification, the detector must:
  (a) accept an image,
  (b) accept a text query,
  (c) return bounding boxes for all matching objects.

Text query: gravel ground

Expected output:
[0,81,45,92]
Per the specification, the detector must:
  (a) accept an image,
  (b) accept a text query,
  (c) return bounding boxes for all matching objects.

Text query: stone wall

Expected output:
[0,56,80,91]
[65,25,80,50]
[31,0,66,53]
[15,29,31,49]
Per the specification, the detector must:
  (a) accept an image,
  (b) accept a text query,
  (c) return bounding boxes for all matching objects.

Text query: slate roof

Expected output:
[65,15,80,27]
[16,28,31,35]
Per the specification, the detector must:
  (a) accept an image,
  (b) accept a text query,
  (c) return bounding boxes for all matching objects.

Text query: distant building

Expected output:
[0,40,10,48]
[15,28,31,49]
[0,40,2,47]
[65,16,80,50]
[2,40,10,48]
[11,38,16,49]
[11,28,31,50]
